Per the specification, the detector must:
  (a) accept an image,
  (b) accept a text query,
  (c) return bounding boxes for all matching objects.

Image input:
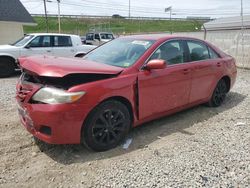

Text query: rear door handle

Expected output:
[183,68,191,74]
[47,50,51,53]
[217,62,222,67]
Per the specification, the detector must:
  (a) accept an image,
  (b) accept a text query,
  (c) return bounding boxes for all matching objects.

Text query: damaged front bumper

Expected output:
[17,101,91,144]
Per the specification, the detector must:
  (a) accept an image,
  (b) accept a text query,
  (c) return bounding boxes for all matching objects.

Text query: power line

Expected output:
[21,0,250,17]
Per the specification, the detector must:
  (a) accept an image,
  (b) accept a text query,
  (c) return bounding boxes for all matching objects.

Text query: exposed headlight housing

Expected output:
[32,87,85,104]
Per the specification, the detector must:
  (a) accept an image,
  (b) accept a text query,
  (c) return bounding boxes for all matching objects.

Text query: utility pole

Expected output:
[129,0,131,18]
[165,6,172,34]
[241,0,244,29]
[240,0,245,68]
[43,0,49,32]
[57,0,61,33]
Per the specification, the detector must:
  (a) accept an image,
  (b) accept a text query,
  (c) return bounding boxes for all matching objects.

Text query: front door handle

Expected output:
[46,50,51,53]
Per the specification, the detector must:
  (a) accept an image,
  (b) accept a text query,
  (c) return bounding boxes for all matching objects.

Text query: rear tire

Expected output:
[82,100,131,152]
[208,79,228,107]
[0,57,15,78]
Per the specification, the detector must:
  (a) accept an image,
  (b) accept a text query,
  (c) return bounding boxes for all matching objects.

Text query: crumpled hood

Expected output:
[18,55,124,77]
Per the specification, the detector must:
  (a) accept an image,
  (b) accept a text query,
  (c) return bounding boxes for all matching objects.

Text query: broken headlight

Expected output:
[32,87,85,104]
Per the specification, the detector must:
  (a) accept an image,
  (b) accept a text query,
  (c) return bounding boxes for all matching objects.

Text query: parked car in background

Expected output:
[85,32,114,46]
[80,36,87,44]
[16,35,237,151]
[0,33,96,77]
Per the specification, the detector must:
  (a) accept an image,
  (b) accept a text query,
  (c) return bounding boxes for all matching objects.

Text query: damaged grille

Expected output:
[22,71,117,89]
[16,86,32,102]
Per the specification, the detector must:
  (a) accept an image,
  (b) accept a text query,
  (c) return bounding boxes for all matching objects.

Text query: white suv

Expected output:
[85,32,114,46]
[0,33,96,77]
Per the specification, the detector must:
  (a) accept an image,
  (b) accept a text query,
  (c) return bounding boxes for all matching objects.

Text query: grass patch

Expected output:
[24,16,203,35]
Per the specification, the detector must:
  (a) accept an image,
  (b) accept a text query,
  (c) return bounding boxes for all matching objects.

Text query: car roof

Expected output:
[86,32,113,34]
[120,34,202,41]
[28,33,78,37]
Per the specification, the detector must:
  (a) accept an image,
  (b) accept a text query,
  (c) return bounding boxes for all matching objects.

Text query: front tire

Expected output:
[208,79,228,107]
[0,57,15,78]
[82,100,131,151]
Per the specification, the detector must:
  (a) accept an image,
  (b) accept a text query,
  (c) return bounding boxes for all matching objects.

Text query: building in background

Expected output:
[0,0,36,44]
[175,15,250,68]
[203,15,250,31]
[203,15,250,68]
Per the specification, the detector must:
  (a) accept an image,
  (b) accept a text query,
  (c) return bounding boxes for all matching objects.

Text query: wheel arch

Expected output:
[0,55,16,63]
[0,55,17,76]
[101,96,134,124]
[81,95,134,135]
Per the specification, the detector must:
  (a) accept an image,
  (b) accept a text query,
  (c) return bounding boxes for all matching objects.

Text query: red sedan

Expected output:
[16,35,237,151]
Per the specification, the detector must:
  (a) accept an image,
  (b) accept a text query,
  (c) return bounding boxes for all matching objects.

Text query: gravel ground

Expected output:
[0,69,249,188]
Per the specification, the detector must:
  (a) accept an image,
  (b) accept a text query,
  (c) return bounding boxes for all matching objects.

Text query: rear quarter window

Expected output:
[208,47,220,59]
[53,36,72,47]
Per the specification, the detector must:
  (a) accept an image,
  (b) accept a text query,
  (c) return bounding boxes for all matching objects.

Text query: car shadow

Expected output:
[35,91,246,165]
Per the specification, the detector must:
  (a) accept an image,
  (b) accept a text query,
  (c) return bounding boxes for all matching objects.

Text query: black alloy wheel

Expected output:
[208,79,228,107]
[82,100,131,151]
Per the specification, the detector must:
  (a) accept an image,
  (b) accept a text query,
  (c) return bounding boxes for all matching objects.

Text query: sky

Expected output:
[20,0,250,18]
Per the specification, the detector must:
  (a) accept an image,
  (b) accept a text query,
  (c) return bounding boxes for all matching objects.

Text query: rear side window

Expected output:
[100,33,114,39]
[187,41,209,61]
[150,40,185,65]
[53,36,72,47]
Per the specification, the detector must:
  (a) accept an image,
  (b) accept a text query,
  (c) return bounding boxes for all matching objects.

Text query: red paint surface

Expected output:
[16,35,237,144]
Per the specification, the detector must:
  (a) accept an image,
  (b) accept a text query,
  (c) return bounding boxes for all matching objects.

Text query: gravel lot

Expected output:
[0,69,249,188]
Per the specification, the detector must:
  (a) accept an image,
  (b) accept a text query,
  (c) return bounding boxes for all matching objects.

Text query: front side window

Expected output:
[83,38,155,68]
[53,36,72,47]
[29,36,51,48]
[150,40,185,65]
[187,41,209,61]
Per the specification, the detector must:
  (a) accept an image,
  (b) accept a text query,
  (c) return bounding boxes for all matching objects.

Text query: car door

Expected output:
[93,34,101,46]
[138,40,192,120]
[51,36,75,57]
[185,40,222,103]
[21,35,53,56]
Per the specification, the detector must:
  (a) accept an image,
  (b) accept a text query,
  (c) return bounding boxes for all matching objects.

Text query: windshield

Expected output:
[100,33,114,40]
[83,38,155,68]
[12,35,34,47]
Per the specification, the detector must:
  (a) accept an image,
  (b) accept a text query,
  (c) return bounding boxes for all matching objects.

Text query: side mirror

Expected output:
[145,59,167,70]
